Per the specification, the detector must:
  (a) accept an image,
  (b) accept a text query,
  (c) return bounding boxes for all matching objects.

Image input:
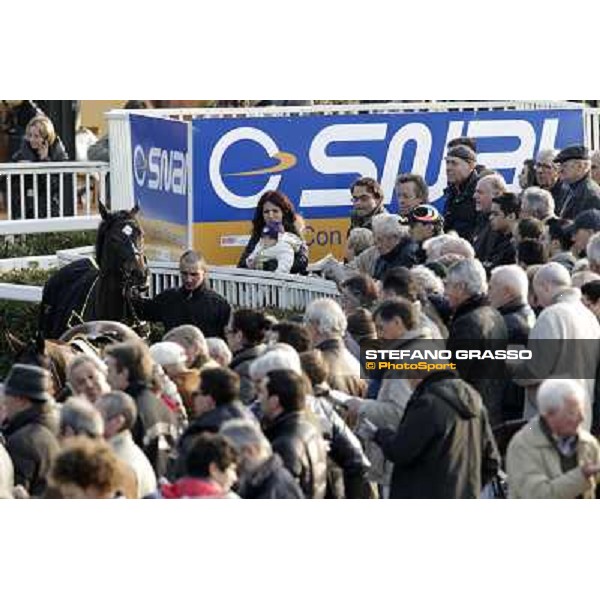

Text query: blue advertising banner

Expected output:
[130,114,189,261]
[192,108,584,222]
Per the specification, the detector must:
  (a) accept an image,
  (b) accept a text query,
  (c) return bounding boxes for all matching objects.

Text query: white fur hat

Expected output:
[149,341,187,367]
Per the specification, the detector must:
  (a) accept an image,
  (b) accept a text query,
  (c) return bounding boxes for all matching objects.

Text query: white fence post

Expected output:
[106,112,134,211]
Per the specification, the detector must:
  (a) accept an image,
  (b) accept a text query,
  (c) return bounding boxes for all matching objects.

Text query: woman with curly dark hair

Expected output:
[237,190,309,274]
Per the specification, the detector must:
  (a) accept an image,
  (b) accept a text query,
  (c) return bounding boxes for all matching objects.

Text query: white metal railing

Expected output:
[584,108,600,156]
[1,248,340,311]
[0,161,109,235]
[108,100,582,121]
[149,263,339,310]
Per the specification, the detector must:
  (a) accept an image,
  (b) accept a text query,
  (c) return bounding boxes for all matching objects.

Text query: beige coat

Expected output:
[506,416,600,499]
[323,246,380,284]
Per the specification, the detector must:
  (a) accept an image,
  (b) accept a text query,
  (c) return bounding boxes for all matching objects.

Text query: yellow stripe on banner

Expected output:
[192,218,350,266]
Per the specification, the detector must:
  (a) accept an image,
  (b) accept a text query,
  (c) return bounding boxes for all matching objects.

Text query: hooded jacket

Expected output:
[374,371,500,498]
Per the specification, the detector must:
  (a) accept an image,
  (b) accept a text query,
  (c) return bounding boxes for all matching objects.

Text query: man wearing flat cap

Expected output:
[443,144,479,242]
[565,208,600,258]
[1,364,60,497]
[555,145,600,220]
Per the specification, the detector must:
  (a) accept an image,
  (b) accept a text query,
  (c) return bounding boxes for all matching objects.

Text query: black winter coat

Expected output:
[482,231,516,274]
[497,300,536,421]
[230,344,267,405]
[559,175,600,220]
[473,215,500,263]
[238,454,304,499]
[1,404,59,497]
[373,236,419,280]
[549,179,569,215]
[128,382,179,479]
[264,411,328,499]
[312,386,373,499]
[447,294,509,426]
[135,283,231,338]
[498,300,536,346]
[443,170,479,241]
[374,371,500,498]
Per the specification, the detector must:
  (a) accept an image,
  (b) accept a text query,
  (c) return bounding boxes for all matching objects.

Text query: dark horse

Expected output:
[39,202,149,340]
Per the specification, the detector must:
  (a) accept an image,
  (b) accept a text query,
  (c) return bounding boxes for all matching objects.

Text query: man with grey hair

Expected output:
[371,213,418,278]
[423,233,475,265]
[164,324,216,370]
[554,145,600,219]
[304,298,365,396]
[534,148,568,212]
[96,391,157,498]
[445,259,508,425]
[520,187,556,222]
[488,265,536,421]
[220,418,303,498]
[509,262,600,428]
[206,337,233,367]
[323,214,416,283]
[586,231,600,275]
[473,173,507,262]
[59,396,104,440]
[506,379,600,498]
[488,265,536,345]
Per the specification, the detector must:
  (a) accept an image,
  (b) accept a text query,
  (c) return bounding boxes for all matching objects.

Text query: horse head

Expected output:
[96,201,149,291]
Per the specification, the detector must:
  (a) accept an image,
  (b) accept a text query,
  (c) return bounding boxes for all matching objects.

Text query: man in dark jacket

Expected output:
[488,265,536,421]
[1,364,60,497]
[357,370,500,499]
[472,174,507,263]
[348,176,388,232]
[555,145,600,220]
[260,370,327,499]
[484,192,519,273]
[443,145,479,242]
[221,418,304,499]
[371,214,418,280]
[133,250,231,338]
[534,149,568,214]
[173,367,255,477]
[445,259,509,426]
[105,341,179,479]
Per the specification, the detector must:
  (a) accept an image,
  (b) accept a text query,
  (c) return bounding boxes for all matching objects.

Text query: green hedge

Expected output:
[0,268,53,378]
[0,231,96,259]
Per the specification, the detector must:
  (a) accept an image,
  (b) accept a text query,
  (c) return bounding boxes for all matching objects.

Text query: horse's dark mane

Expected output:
[95,209,138,268]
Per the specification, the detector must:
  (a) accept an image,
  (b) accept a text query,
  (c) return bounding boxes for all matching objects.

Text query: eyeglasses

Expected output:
[535,162,554,170]
[351,194,372,203]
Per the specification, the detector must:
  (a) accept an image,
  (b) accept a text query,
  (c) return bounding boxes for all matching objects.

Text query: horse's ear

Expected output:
[98,200,109,220]
[131,204,140,217]
[5,331,26,354]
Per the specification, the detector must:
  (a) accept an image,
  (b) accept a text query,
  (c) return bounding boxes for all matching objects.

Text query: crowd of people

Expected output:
[3,132,600,499]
